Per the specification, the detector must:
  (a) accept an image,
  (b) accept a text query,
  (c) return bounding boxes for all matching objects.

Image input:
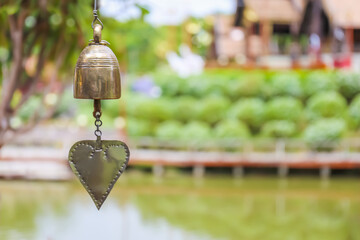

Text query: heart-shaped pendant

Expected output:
[68,140,130,209]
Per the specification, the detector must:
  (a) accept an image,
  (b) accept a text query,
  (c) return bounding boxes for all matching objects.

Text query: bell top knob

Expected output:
[93,24,102,43]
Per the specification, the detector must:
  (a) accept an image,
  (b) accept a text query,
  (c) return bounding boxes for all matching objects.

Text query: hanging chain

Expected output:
[93,99,102,139]
[93,99,102,151]
[94,110,103,151]
[94,111,102,138]
[92,0,104,29]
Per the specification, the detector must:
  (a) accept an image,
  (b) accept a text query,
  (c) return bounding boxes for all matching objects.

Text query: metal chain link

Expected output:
[94,111,102,138]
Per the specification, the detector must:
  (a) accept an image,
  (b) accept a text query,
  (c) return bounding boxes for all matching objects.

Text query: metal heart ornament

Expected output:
[68,140,130,209]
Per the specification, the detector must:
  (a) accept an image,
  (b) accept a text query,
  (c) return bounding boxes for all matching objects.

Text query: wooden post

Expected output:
[278,165,289,178]
[275,196,286,216]
[193,165,205,178]
[345,28,354,53]
[320,166,331,179]
[153,164,164,177]
[245,23,253,65]
[276,140,286,161]
[290,22,301,68]
[233,166,244,178]
[260,21,271,55]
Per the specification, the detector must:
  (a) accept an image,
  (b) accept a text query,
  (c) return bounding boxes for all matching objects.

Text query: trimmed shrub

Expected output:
[336,72,360,100]
[174,96,199,122]
[201,75,229,97]
[214,119,250,138]
[131,97,174,121]
[152,72,185,97]
[124,69,359,143]
[228,98,265,130]
[303,71,338,97]
[125,93,148,117]
[196,96,231,124]
[227,72,265,99]
[183,76,209,97]
[264,72,303,98]
[261,120,297,138]
[349,94,360,128]
[179,121,211,140]
[265,97,303,122]
[155,121,183,139]
[306,91,347,120]
[127,117,154,137]
[174,76,227,98]
[303,118,347,150]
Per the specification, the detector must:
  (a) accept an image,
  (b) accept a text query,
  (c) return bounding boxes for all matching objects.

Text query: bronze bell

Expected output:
[74,24,121,99]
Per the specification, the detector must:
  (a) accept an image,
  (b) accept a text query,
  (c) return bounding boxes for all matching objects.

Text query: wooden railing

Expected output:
[128,138,360,177]
[1,136,360,179]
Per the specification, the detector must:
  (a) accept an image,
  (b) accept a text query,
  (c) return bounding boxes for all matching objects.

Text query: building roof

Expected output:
[244,0,304,23]
[243,0,360,28]
[323,0,360,28]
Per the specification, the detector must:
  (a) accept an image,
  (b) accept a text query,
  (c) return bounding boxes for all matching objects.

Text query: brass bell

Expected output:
[74,24,121,99]
[69,4,130,210]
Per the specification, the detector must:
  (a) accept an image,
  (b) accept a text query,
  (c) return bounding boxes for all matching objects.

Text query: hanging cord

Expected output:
[92,0,104,29]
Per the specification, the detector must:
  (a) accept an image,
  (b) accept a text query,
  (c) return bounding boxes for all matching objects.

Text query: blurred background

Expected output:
[1,0,360,239]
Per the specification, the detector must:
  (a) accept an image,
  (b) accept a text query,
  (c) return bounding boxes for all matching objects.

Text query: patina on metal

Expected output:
[68,0,129,210]
[74,24,121,99]
[69,140,129,209]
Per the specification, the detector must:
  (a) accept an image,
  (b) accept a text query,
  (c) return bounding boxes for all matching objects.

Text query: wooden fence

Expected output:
[1,137,360,179]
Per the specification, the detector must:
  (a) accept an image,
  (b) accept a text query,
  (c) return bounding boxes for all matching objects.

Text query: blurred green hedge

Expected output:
[69,69,360,148]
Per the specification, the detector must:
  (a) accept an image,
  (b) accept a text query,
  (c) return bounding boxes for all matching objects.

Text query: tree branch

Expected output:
[14,37,48,111]
[0,15,24,132]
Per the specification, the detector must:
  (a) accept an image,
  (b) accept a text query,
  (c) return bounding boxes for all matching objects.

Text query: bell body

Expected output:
[74,42,121,99]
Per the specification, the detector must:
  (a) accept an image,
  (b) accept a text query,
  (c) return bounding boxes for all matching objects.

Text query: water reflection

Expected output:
[34,201,214,240]
[0,175,359,240]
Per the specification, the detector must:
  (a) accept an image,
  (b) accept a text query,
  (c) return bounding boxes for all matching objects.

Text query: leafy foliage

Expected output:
[127,117,154,137]
[304,118,347,150]
[17,96,42,121]
[261,120,297,138]
[228,98,265,130]
[196,96,230,124]
[264,72,303,98]
[124,69,360,143]
[155,121,183,139]
[214,119,250,139]
[349,94,360,129]
[306,91,347,120]
[0,0,94,143]
[303,71,338,97]
[131,97,174,122]
[336,72,360,100]
[178,121,211,140]
[226,72,265,99]
[174,96,199,122]
[103,18,162,73]
[265,97,303,123]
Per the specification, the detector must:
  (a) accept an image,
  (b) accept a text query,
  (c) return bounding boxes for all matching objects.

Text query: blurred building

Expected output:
[213,0,360,67]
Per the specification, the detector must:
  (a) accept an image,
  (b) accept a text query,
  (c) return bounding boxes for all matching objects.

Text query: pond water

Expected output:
[0,173,359,240]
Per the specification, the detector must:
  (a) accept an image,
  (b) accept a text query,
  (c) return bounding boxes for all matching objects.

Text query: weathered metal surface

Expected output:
[68,140,129,209]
